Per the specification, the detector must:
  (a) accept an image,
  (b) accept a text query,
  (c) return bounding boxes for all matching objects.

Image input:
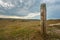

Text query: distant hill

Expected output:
[0,18,40,22]
[0,18,60,21]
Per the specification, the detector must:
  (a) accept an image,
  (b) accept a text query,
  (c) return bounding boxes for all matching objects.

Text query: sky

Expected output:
[0,0,60,19]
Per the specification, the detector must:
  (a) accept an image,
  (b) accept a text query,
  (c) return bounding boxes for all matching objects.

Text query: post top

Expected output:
[41,3,46,7]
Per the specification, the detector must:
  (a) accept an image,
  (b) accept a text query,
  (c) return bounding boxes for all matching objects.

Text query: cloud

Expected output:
[0,15,23,19]
[47,5,60,10]
[22,0,36,9]
[41,0,60,4]
[0,12,40,19]
[23,12,40,19]
[43,0,55,3]
[40,0,60,19]
[0,0,60,19]
[0,0,36,16]
[20,0,23,3]
[0,0,15,9]
[47,4,60,19]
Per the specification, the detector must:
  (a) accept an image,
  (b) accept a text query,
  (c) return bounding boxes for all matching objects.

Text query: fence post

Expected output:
[40,3,47,40]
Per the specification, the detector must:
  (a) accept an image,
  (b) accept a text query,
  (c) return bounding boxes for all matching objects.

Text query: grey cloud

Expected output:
[0,12,40,19]
[0,0,37,16]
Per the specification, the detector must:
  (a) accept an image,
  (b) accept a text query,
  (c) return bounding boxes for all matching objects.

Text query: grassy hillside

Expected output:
[0,19,60,40]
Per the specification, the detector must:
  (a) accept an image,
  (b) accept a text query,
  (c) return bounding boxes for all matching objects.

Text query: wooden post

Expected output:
[40,3,46,40]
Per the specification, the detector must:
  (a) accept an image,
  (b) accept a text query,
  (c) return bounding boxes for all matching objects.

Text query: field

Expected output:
[0,19,60,40]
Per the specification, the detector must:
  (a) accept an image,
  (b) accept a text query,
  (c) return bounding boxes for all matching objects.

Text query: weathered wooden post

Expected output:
[40,3,46,40]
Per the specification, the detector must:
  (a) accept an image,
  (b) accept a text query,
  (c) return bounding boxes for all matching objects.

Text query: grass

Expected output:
[0,19,60,40]
[47,20,60,40]
[0,19,43,40]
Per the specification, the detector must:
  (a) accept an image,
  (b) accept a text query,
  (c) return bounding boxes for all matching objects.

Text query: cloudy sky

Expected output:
[0,0,60,19]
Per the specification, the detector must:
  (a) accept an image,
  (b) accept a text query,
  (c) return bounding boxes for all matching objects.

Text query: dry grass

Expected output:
[0,19,43,40]
[0,19,60,40]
